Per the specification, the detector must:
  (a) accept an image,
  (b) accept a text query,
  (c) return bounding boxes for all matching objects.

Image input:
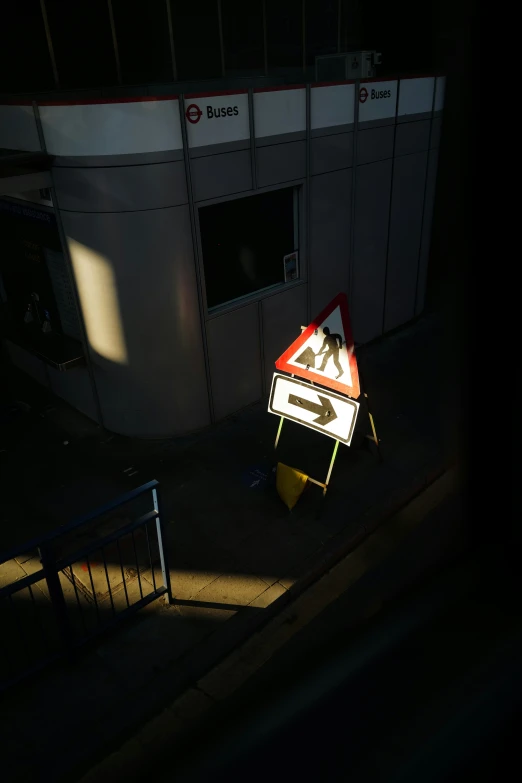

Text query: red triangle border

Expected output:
[275,292,360,399]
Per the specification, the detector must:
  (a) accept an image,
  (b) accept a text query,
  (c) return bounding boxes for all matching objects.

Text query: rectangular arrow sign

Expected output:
[268,373,359,445]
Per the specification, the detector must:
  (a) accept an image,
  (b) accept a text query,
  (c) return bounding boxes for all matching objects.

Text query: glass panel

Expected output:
[112,0,173,84]
[266,0,303,76]
[222,1,264,76]
[306,0,338,66]
[0,200,65,335]
[45,0,118,89]
[340,0,364,52]
[170,0,221,81]
[0,0,55,92]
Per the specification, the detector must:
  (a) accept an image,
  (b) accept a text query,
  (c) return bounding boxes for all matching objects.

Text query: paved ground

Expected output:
[85,476,521,783]
[179,548,522,783]
[0,310,458,783]
[77,466,471,783]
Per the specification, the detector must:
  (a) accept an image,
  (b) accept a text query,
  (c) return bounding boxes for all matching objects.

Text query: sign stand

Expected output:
[272,369,381,502]
[273,414,340,497]
[274,415,285,450]
[356,359,382,463]
[269,293,382,507]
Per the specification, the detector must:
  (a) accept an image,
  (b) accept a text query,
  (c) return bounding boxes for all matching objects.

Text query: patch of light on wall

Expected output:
[68,239,128,365]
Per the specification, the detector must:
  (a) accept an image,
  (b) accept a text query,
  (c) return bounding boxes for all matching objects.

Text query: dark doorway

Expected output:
[199,187,298,309]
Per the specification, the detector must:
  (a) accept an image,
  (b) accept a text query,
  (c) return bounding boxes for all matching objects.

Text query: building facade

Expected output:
[0,2,445,438]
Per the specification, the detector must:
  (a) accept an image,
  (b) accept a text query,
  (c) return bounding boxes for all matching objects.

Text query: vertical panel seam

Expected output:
[262,0,268,76]
[165,0,178,82]
[248,88,257,190]
[413,80,437,316]
[179,95,215,423]
[32,101,106,430]
[258,301,266,399]
[305,83,311,323]
[302,0,306,74]
[47,193,106,429]
[380,82,401,335]
[337,0,342,53]
[32,100,47,152]
[39,0,60,88]
[349,80,359,313]
[217,0,226,78]
[107,0,122,85]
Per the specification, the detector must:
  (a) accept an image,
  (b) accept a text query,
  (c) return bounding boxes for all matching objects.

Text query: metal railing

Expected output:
[0,480,172,692]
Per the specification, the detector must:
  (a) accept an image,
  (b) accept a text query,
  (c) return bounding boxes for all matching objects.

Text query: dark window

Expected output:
[45,0,117,89]
[305,0,338,66]
[0,0,55,93]
[199,188,298,309]
[222,1,264,76]
[266,0,303,75]
[0,199,84,371]
[170,0,221,81]
[0,201,64,336]
[112,0,173,84]
[363,0,434,74]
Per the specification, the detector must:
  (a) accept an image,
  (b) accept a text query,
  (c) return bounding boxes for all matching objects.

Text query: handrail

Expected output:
[54,509,159,571]
[0,479,159,565]
[0,479,171,694]
[0,567,46,599]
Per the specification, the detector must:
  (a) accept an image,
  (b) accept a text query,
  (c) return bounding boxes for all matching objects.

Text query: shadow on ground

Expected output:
[0,311,458,783]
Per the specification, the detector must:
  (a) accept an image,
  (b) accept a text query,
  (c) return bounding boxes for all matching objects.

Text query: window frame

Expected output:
[194,180,307,320]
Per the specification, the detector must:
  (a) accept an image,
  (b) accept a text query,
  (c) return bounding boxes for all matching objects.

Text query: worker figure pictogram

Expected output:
[316,326,344,379]
[275,292,360,399]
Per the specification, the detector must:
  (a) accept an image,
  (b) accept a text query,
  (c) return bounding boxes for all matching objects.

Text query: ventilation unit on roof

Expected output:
[315,51,382,82]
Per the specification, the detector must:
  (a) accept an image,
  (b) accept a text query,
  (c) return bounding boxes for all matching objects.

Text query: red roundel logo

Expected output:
[359,87,368,104]
[186,103,202,124]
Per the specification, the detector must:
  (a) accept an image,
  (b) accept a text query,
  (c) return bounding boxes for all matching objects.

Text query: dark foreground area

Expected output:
[173,538,521,783]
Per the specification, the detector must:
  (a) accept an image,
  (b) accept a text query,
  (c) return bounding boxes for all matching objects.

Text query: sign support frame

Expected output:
[274,416,285,450]
[274,412,341,497]
[356,355,383,462]
[270,300,383,506]
[272,365,382,500]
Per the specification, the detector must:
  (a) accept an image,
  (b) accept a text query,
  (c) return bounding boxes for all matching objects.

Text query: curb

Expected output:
[76,460,451,783]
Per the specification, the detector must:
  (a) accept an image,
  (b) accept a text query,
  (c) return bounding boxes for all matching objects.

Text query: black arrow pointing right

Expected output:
[288,393,338,426]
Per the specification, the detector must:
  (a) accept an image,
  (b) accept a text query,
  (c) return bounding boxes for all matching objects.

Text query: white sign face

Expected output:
[358,80,398,123]
[398,77,434,116]
[284,304,353,388]
[276,292,360,399]
[311,83,355,130]
[269,374,359,445]
[185,92,250,148]
[254,87,306,138]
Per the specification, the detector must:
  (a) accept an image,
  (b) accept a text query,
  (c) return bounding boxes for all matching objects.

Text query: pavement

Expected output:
[0,309,460,783]
[80,474,521,783]
[173,540,521,783]
[77,466,470,783]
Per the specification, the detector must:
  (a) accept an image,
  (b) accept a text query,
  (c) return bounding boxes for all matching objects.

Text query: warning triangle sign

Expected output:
[275,292,360,399]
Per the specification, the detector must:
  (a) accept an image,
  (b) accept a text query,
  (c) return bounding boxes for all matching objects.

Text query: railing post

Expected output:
[151,488,173,604]
[38,544,74,658]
